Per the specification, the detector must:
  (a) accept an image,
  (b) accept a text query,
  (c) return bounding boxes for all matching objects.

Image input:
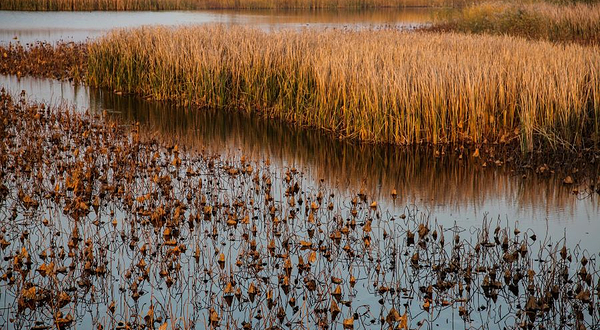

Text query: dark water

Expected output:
[0,8,437,44]
[1,74,598,253]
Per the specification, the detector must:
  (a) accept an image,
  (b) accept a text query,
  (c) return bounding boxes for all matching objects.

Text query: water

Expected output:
[1,74,598,253]
[0,10,598,329]
[1,77,597,330]
[0,8,437,44]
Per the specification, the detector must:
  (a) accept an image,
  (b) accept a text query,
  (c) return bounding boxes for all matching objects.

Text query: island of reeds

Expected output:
[85,25,600,152]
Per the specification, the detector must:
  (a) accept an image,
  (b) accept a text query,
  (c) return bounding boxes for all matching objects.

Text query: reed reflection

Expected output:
[89,89,599,227]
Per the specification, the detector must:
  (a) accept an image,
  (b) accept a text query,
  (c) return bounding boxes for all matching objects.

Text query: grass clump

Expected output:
[437,1,600,45]
[87,26,599,151]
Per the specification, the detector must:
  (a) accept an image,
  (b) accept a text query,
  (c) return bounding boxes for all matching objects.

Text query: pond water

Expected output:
[1,74,598,253]
[0,10,598,330]
[0,8,438,44]
[2,73,598,330]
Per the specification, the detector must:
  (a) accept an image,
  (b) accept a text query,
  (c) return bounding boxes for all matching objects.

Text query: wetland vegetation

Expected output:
[0,0,483,11]
[436,2,600,45]
[1,1,599,329]
[87,26,599,151]
[1,90,598,329]
[0,41,86,81]
[1,0,598,11]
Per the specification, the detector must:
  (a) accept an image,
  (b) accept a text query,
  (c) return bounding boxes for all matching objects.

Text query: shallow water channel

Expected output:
[0,10,599,330]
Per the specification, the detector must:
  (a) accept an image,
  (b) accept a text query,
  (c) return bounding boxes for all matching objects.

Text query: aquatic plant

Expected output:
[88,25,600,151]
[0,41,87,81]
[0,90,597,329]
[434,2,600,45]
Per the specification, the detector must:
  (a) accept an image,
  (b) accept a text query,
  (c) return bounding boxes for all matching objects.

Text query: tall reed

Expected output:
[87,26,600,151]
[438,2,600,45]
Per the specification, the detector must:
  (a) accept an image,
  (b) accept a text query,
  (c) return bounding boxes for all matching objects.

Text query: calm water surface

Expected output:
[1,74,598,252]
[0,8,437,44]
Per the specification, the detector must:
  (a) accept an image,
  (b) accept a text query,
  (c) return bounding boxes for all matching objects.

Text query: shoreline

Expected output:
[1,37,599,191]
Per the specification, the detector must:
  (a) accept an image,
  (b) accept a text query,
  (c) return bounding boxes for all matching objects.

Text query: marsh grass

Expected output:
[438,2,600,45]
[88,26,600,151]
[0,0,474,11]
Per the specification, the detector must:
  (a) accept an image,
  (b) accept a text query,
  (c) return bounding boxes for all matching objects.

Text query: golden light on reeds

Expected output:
[88,25,599,151]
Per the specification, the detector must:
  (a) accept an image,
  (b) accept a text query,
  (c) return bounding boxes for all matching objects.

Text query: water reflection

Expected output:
[88,85,600,247]
[0,8,437,44]
[0,74,90,109]
[1,73,598,252]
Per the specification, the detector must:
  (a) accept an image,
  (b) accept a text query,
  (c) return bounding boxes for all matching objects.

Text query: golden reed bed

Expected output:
[87,26,599,151]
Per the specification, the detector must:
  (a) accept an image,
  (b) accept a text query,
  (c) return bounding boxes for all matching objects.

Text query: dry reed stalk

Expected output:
[87,25,600,150]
